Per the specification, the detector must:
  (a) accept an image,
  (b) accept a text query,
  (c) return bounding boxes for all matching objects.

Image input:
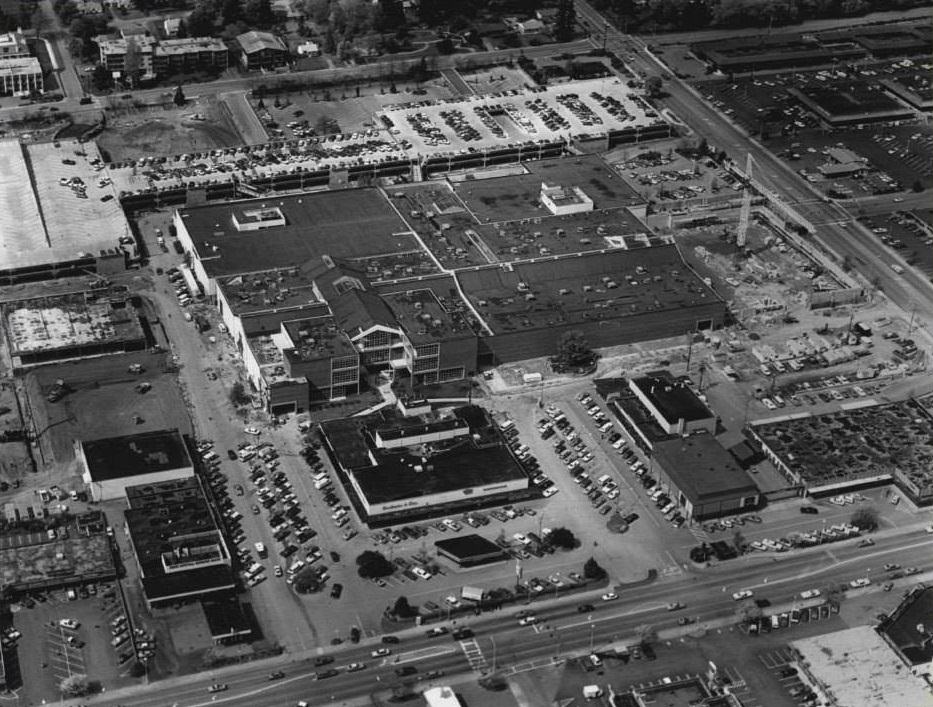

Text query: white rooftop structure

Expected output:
[791,626,931,707]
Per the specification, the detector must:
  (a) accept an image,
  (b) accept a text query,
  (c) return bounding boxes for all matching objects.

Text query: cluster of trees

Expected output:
[186,0,278,39]
[550,331,597,373]
[591,0,929,31]
[0,2,37,32]
[356,550,395,578]
[302,0,409,58]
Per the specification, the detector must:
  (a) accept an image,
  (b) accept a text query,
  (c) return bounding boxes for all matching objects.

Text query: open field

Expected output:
[96,97,242,163]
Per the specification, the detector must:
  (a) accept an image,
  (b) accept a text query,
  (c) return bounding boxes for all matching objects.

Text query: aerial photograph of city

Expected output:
[0,0,930,705]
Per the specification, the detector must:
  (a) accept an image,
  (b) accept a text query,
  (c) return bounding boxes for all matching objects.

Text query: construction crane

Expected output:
[736,153,752,248]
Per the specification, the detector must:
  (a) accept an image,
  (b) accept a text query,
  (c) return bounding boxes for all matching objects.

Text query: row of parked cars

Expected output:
[499,419,557,498]
[555,93,602,126]
[439,108,483,142]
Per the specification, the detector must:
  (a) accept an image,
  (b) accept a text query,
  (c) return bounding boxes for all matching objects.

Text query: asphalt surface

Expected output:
[80,523,931,707]
[576,0,933,336]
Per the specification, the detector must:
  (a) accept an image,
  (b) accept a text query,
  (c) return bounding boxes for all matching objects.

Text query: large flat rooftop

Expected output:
[0,140,130,273]
[283,316,358,362]
[177,189,414,278]
[381,288,474,343]
[4,294,145,356]
[0,521,114,590]
[81,428,192,482]
[124,477,233,602]
[457,245,721,333]
[750,399,933,498]
[791,626,929,707]
[453,154,644,223]
[653,434,758,503]
[216,265,323,316]
[632,371,714,424]
[880,587,933,667]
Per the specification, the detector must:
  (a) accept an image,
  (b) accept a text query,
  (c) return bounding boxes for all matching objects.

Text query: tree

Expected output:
[548,527,578,550]
[356,550,395,579]
[228,381,251,406]
[635,623,657,645]
[912,180,924,193]
[173,85,186,106]
[221,0,243,25]
[554,0,575,42]
[60,674,91,697]
[850,506,879,532]
[176,19,188,39]
[186,2,216,37]
[732,530,747,554]
[552,330,595,371]
[583,557,606,580]
[91,63,112,92]
[645,75,663,97]
[244,0,275,26]
[392,595,417,618]
[122,37,141,86]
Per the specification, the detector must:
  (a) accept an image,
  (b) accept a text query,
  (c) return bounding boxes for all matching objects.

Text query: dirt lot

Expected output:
[96,96,242,162]
[22,348,191,474]
[251,79,455,141]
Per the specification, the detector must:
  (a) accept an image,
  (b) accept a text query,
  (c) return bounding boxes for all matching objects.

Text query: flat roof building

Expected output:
[540,182,594,215]
[320,405,531,526]
[0,57,42,96]
[78,428,195,501]
[652,434,760,521]
[630,371,717,436]
[790,626,930,707]
[3,293,146,369]
[878,585,933,679]
[0,29,29,59]
[124,477,235,608]
[435,535,508,567]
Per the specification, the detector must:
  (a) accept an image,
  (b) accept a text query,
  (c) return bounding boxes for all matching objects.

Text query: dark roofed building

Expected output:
[652,434,760,521]
[630,371,717,436]
[124,478,234,609]
[435,535,508,567]
[78,429,194,501]
[879,586,933,677]
[202,598,253,645]
[320,405,531,526]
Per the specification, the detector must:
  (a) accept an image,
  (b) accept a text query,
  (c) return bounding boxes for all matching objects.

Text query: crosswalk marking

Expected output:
[459,638,488,671]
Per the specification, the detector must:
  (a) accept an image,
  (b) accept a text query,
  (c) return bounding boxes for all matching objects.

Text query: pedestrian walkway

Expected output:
[459,638,488,671]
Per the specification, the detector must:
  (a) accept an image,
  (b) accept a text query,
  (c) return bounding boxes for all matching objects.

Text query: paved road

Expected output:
[0,39,592,125]
[37,0,84,100]
[576,0,933,336]
[79,524,931,707]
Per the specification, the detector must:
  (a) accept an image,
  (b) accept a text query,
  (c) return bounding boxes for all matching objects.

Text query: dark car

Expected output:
[330,583,343,599]
[315,669,339,680]
[623,513,640,524]
[268,671,285,681]
[800,506,819,514]
[330,551,341,562]
[395,666,418,677]
[314,656,334,667]
[452,627,474,640]
[577,604,595,613]
[227,449,237,460]
[350,626,361,643]
[381,635,400,644]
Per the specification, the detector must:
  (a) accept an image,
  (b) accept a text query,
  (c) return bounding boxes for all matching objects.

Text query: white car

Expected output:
[445,596,460,607]
[543,487,559,498]
[731,590,754,601]
[799,589,821,600]
[513,533,528,545]
[761,398,777,410]
[244,426,261,436]
[601,592,618,602]
[346,662,366,672]
[412,566,432,580]
[849,578,871,589]
[518,615,538,626]
[58,619,80,630]
[371,648,391,658]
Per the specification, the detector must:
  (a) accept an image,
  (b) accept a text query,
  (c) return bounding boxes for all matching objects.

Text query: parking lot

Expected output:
[7,583,136,704]
[856,209,933,275]
[383,78,661,154]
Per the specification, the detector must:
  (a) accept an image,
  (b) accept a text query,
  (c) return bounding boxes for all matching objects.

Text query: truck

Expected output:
[254,542,267,559]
